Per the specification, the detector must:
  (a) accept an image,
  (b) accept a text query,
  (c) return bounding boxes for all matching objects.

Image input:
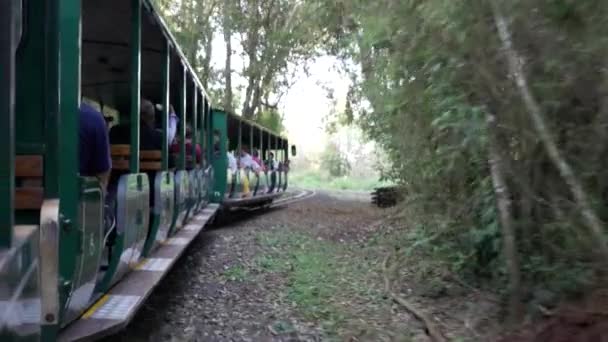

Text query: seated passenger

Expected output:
[170,125,202,168]
[266,152,278,193]
[266,152,278,172]
[168,105,179,145]
[252,150,264,172]
[227,151,237,174]
[79,102,111,189]
[110,98,163,150]
[108,99,166,207]
[79,102,113,234]
[239,146,261,172]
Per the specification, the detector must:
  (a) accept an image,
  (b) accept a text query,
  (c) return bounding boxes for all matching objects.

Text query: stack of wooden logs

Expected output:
[371,186,402,208]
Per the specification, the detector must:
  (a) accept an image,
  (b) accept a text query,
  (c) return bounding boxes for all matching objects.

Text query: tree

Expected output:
[321,141,351,178]
[315,0,608,321]
[233,0,321,119]
[222,0,234,113]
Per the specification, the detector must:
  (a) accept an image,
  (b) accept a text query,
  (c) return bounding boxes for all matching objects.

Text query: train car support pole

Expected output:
[199,97,205,167]
[206,102,212,164]
[53,0,81,337]
[238,120,242,161]
[0,0,19,247]
[192,87,198,167]
[161,41,170,170]
[267,129,271,161]
[179,66,186,170]
[249,124,254,155]
[130,0,142,173]
[259,128,264,165]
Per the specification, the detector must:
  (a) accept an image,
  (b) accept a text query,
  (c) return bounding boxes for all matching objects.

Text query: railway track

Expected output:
[271,188,316,207]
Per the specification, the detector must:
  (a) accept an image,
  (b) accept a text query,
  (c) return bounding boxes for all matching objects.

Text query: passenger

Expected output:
[79,102,111,189]
[109,98,163,150]
[170,125,202,167]
[266,152,278,172]
[252,150,264,172]
[108,99,164,209]
[239,146,261,172]
[103,115,114,132]
[227,150,237,174]
[267,152,278,193]
[168,105,179,145]
[79,102,114,234]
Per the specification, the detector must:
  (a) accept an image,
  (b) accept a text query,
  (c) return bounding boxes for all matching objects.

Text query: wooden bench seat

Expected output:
[111,145,162,171]
[15,155,44,210]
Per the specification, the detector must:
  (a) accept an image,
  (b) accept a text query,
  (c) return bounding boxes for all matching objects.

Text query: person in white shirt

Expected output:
[227,151,237,174]
[239,146,261,172]
[167,105,179,145]
[154,104,179,146]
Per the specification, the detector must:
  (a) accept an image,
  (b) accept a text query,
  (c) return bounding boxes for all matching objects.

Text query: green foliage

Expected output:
[255,108,285,134]
[316,0,608,311]
[320,142,351,178]
[289,169,388,191]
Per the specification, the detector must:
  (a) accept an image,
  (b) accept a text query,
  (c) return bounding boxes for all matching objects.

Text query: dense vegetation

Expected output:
[320,0,608,322]
[155,0,608,327]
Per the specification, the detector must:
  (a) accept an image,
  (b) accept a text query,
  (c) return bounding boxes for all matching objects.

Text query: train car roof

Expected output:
[219,108,287,141]
[82,1,211,113]
[144,0,209,101]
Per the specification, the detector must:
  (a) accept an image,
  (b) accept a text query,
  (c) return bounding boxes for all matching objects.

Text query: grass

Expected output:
[222,265,248,282]
[289,169,391,191]
[253,230,387,339]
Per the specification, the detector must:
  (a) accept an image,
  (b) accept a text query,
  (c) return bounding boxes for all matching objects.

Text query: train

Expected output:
[1,1,294,341]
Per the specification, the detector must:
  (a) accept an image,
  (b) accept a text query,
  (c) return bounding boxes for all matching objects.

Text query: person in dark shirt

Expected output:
[79,102,112,189]
[109,98,163,150]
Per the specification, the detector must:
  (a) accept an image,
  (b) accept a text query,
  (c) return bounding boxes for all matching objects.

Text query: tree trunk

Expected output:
[222,0,233,113]
[486,112,523,325]
[491,1,608,260]
[197,0,215,89]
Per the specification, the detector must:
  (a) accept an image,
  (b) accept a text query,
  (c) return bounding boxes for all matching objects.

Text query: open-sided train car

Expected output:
[0,1,293,341]
[212,110,291,211]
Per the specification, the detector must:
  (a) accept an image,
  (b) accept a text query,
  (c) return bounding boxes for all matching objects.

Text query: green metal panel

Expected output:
[15,0,47,156]
[61,178,104,327]
[57,0,82,329]
[179,66,186,170]
[211,110,227,203]
[143,171,175,256]
[96,174,150,292]
[130,0,142,173]
[170,170,189,232]
[0,0,19,247]
[161,41,170,170]
[192,87,198,167]
[45,0,60,197]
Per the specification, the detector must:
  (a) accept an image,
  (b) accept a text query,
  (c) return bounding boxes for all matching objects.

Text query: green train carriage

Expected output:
[0,1,294,341]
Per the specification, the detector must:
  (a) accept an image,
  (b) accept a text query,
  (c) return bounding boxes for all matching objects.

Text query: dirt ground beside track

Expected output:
[103,190,607,342]
[105,191,484,342]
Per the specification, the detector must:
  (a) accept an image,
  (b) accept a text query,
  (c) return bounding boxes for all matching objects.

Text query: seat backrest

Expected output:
[111,145,162,171]
[15,155,44,210]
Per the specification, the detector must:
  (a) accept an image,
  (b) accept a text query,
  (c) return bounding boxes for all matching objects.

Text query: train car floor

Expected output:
[58,204,219,342]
